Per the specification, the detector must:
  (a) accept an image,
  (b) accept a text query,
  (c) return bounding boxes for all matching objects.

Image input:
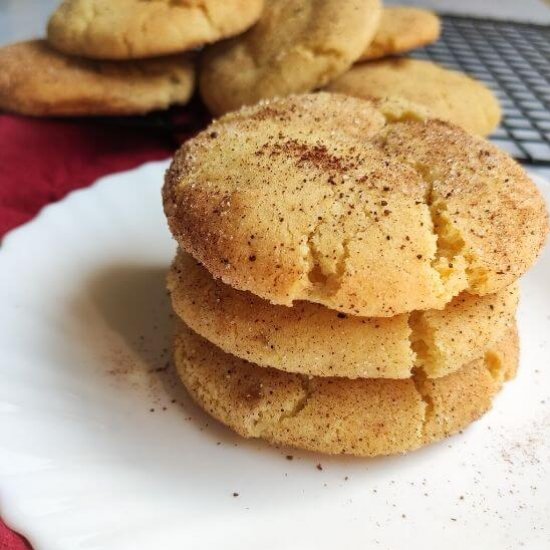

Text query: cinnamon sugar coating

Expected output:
[163,93,547,317]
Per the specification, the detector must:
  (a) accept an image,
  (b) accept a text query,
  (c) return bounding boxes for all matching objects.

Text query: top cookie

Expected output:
[47,0,264,59]
[360,6,441,61]
[199,0,381,116]
[163,93,548,317]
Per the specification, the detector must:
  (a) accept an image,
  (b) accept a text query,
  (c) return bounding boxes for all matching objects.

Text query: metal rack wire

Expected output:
[410,14,550,165]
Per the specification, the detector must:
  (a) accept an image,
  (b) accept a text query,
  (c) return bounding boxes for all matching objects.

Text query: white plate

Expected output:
[0,160,549,550]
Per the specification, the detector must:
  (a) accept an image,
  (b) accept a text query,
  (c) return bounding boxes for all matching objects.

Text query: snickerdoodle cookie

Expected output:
[327,58,501,136]
[199,0,381,115]
[47,0,264,59]
[360,7,440,61]
[163,93,548,317]
[174,322,518,456]
[0,40,195,116]
[168,250,518,378]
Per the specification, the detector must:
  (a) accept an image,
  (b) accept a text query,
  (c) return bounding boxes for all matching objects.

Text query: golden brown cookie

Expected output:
[47,0,264,60]
[168,250,518,378]
[199,0,381,115]
[174,322,518,457]
[360,6,441,61]
[0,40,195,116]
[326,58,501,136]
[163,93,548,317]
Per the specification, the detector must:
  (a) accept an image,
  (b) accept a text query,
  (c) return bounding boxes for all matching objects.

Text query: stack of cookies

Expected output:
[163,93,548,457]
[0,0,500,140]
[0,0,266,116]
[198,1,500,137]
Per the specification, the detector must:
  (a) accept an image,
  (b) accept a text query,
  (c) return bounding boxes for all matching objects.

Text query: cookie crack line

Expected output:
[259,376,313,438]
[484,349,507,382]
[424,169,460,284]
[306,227,352,295]
[410,162,471,301]
[408,310,429,374]
[305,217,329,285]
[301,177,338,289]
[331,237,351,293]
[418,160,495,297]
[411,347,509,443]
[289,375,314,419]
[410,367,433,441]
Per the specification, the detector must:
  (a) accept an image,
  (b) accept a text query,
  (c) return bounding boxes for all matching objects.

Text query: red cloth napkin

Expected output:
[0,518,31,550]
[0,104,209,546]
[0,101,210,239]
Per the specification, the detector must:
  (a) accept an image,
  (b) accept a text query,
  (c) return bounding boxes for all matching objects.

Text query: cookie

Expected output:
[168,250,518,378]
[47,0,264,59]
[0,40,195,116]
[360,6,441,61]
[327,58,501,136]
[174,322,518,457]
[199,0,381,115]
[163,93,548,317]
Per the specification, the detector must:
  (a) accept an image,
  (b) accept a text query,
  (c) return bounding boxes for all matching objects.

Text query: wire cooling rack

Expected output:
[409,14,550,166]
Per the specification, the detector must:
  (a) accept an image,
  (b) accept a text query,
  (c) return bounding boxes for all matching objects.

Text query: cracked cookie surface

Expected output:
[168,249,518,378]
[174,322,518,456]
[327,58,501,136]
[199,0,381,115]
[47,0,264,60]
[359,6,441,61]
[163,93,548,317]
[0,40,195,116]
